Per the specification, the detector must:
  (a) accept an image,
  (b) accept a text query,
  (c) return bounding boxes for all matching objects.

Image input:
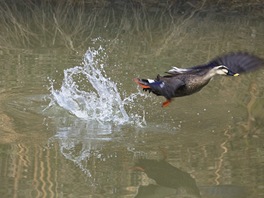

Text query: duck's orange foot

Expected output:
[162,100,171,108]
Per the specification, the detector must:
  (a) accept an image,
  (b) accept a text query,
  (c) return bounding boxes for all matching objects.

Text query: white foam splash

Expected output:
[49,47,145,126]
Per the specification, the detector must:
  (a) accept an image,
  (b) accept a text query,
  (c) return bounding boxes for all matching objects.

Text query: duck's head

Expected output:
[214,65,239,76]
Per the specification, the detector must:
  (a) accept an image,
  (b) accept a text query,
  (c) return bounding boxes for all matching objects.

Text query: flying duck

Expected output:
[134,52,264,107]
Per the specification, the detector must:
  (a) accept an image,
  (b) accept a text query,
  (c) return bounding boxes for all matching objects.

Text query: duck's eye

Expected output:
[217,66,228,73]
[222,68,228,73]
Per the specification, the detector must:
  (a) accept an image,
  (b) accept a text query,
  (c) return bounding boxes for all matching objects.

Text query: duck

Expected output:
[134,52,264,107]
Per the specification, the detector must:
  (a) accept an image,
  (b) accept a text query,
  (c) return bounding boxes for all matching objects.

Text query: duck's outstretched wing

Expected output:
[191,52,264,73]
[166,67,192,75]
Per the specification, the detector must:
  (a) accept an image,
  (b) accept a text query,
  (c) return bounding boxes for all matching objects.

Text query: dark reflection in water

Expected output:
[133,158,249,198]
[133,158,201,197]
[0,2,264,198]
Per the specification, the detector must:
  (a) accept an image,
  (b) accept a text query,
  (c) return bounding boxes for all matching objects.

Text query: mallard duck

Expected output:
[134,52,264,107]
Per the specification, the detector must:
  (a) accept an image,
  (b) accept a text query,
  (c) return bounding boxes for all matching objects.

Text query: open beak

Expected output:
[227,70,239,76]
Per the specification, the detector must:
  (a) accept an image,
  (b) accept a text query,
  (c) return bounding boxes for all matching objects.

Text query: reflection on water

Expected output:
[133,158,249,198]
[133,158,201,197]
[0,3,264,198]
[48,119,114,178]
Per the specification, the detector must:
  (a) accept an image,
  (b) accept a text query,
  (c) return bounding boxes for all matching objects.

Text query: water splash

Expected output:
[49,47,145,126]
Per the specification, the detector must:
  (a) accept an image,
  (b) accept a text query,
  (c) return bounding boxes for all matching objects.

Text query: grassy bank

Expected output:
[0,0,263,50]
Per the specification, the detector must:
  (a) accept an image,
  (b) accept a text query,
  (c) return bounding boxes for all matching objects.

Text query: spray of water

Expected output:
[46,46,150,182]
[49,46,146,126]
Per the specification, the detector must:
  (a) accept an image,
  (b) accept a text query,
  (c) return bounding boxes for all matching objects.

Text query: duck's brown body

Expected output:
[135,52,264,107]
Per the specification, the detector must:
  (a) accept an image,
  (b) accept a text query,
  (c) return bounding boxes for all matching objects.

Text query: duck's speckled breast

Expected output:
[176,74,211,97]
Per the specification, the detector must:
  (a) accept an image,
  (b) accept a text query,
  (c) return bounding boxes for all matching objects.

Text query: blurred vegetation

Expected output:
[0,0,263,50]
[0,2,264,197]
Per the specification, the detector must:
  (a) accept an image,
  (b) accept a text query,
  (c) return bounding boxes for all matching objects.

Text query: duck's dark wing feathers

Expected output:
[190,52,264,73]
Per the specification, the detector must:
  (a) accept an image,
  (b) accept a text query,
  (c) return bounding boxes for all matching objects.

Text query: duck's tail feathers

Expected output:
[133,78,151,89]
[134,78,164,93]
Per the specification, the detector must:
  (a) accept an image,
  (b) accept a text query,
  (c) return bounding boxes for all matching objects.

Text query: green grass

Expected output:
[0,0,263,51]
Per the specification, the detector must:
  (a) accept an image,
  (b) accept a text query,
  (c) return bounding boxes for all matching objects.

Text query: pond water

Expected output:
[0,6,264,198]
